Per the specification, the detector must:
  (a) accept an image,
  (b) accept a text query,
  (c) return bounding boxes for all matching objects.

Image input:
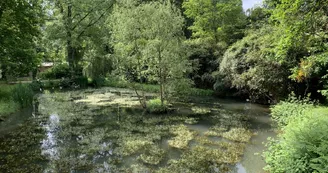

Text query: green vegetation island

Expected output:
[1,0,328,172]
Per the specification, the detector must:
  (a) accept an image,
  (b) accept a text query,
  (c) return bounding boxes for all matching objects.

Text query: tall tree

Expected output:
[112,0,191,106]
[0,0,44,79]
[182,0,246,88]
[267,0,328,97]
[45,0,115,76]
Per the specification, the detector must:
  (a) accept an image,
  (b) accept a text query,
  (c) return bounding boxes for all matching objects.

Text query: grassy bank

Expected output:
[0,84,34,119]
[264,98,328,172]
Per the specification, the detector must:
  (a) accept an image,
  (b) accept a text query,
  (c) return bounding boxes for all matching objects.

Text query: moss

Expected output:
[168,125,196,149]
[222,128,253,143]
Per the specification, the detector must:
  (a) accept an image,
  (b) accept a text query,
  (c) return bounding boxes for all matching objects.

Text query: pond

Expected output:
[0,87,275,173]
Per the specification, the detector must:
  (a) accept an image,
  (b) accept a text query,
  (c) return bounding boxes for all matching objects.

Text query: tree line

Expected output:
[1,0,328,103]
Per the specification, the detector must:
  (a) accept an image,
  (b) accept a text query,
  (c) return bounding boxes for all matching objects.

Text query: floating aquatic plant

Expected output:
[168,125,196,149]
[120,137,153,156]
[184,117,199,124]
[138,145,165,165]
[222,128,253,143]
[204,126,227,137]
[191,106,211,115]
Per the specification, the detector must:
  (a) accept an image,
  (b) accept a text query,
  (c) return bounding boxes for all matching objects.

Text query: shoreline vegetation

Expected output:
[0,78,213,120]
[0,84,34,120]
[1,0,328,171]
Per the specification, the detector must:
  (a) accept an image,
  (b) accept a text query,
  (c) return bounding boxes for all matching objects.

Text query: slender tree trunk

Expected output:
[304,79,309,97]
[66,2,74,76]
[158,47,164,106]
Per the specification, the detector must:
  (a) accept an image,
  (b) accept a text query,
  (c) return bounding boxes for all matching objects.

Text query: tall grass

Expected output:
[11,84,34,108]
[0,84,35,117]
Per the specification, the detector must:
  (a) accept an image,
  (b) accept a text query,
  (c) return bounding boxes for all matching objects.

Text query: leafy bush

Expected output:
[271,95,315,127]
[30,80,43,92]
[264,101,328,172]
[147,98,168,114]
[91,76,106,88]
[11,84,34,108]
[58,76,88,89]
[40,63,70,79]
[72,76,88,88]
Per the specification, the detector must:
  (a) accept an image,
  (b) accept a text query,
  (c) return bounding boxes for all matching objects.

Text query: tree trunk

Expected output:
[66,2,74,76]
[158,47,164,106]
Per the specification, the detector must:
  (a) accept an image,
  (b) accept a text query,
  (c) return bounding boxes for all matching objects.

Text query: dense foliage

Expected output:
[265,99,328,172]
[0,0,44,79]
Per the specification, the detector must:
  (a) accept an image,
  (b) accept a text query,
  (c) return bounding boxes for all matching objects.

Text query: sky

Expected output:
[242,0,263,11]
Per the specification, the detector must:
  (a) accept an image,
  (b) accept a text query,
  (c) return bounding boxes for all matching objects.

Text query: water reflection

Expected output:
[41,114,60,160]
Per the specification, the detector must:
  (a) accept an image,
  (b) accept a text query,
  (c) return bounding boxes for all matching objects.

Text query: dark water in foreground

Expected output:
[0,88,275,173]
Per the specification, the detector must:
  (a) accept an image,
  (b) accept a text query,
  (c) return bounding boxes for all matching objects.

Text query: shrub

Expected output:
[72,76,88,88]
[91,76,106,88]
[30,80,43,92]
[11,84,34,108]
[270,95,314,127]
[264,101,328,173]
[40,63,70,79]
[147,98,168,114]
[0,85,12,101]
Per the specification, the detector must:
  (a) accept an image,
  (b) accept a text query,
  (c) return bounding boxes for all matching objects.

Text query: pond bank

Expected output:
[0,87,275,172]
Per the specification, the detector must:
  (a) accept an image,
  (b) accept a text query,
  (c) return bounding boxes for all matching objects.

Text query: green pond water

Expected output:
[0,87,275,173]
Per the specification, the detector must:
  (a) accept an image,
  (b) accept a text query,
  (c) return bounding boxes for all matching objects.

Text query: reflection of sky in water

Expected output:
[41,114,60,160]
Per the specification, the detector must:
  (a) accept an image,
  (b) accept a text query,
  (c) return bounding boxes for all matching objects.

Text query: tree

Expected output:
[219,25,289,102]
[182,0,246,88]
[267,0,328,98]
[44,0,115,76]
[0,0,44,79]
[112,0,191,106]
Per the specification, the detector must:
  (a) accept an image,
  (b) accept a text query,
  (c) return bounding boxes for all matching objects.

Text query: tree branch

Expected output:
[77,1,114,39]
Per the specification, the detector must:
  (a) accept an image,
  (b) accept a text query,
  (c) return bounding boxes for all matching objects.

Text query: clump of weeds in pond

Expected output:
[168,125,196,149]
[222,128,253,143]
[204,125,227,137]
[157,146,231,173]
[191,106,211,115]
[138,145,166,165]
[184,117,199,124]
[117,136,154,156]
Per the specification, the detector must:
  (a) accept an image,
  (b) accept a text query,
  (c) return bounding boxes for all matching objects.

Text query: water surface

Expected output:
[0,87,274,172]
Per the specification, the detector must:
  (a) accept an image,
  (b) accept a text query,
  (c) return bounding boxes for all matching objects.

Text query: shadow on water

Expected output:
[0,88,275,173]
